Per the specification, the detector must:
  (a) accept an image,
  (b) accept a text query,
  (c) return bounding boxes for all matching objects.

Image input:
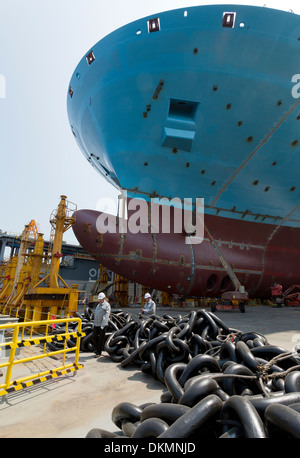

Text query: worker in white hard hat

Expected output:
[93,292,111,357]
[141,292,156,316]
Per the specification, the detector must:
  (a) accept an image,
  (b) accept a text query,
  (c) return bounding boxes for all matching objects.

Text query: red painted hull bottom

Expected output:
[72,208,300,299]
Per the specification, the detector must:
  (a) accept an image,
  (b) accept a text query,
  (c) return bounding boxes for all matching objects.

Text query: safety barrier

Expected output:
[0,317,85,397]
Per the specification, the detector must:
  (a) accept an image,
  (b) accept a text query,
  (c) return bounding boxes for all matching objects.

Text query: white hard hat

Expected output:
[144,293,151,299]
[98,292,106,300]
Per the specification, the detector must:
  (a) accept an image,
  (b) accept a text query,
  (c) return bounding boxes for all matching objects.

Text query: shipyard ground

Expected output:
[0,305,299,438]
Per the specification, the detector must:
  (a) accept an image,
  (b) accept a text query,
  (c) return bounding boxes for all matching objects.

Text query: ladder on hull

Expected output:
[204,223,248,302]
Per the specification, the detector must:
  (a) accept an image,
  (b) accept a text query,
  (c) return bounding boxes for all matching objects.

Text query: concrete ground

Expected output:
[0,304,299,438]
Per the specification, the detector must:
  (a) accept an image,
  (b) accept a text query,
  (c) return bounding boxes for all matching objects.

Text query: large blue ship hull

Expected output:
[67,5,300,298]
[67,4,300,227]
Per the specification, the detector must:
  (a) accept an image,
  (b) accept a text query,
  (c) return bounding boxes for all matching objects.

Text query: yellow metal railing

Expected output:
[0,317,85,397]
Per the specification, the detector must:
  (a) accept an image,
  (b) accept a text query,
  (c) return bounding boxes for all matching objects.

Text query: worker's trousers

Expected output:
[92,325,107,355]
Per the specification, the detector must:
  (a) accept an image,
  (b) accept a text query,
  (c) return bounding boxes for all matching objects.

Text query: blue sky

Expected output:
[0,0,299,245]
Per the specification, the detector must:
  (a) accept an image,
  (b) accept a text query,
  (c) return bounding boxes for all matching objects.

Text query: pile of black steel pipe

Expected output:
[46,308,133,353]
[83,308,300,438]
[78,308,134,353]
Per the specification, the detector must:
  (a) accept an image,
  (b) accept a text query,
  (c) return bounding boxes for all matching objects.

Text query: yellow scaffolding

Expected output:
[113,273,128,307]
[0,256,18,305]
[0,196,85,325]
[22,195,82,325]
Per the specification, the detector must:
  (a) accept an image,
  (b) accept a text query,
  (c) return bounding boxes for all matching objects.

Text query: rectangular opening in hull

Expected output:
[168,99,199,124]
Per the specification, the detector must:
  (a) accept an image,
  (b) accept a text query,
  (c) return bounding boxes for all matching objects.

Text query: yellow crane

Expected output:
[24,195,79,321]
[0,196,85,328]
[22,195,83,325]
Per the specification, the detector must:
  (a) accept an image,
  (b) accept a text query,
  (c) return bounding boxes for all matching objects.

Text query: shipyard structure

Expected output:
[2,5,300,439]
[0,197,170,319]
[67,4,300,302]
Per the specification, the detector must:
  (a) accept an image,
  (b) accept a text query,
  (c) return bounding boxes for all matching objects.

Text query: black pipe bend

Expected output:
[156,348,167,384]
[141,403,190,424]
[289,402,300,414]
[165,339,190,364]
[265,403,300,438]
[121,420,139,437]
[164,362,186,402]
[85,428,119,438]
[179,354,221,387]
[238,331,268,345]
[138,332,168,361]
[132,417,169,438]
[121,341,147,368]
[196,309,219,338]
[284,371,300,393]
[235,340,260,371]
[221,395,267,438]
[189,334,210,355]
[183,372,224,392]
[166,327,181,353]
[158,394,223,438]
[207,311,231,335]
[219,340,238,364]
[113,320,137,338]
[111,402,143,429]
[160,390,173,403]
[222,363,261,396]
[178,377,219,407]
[247,392,300,417]
[188,310,197,330]
[251,345,298,369]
